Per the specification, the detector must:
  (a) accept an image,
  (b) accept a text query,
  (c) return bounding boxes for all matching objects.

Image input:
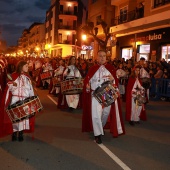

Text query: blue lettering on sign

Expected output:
[82,45,93,50]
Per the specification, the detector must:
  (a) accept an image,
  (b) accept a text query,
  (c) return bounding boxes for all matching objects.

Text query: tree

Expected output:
[81,18,111,50]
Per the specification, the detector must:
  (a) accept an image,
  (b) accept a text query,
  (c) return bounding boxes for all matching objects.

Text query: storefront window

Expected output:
[136,44,150,61]
[139,44,150,53]
[161,45,170,62]
[122,48,132,61]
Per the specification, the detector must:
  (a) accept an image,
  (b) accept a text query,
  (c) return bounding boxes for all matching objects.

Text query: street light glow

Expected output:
[48,44,51,48]
[82,34,87,41]
[36,47,40,51]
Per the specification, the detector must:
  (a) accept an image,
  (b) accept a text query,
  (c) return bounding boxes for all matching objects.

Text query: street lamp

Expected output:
[35,47,40,51]
[82,34,87,59]
[20,51,23,56]
[44,44,51,57]
[47,44,51,49]
[35,47,40,57]
[75,38,77,58]
[26,50,28,57]
[82,34,87,41]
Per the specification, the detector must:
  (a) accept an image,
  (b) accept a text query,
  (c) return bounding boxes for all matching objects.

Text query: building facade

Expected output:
[86,0,115,60]
[28,23,45,57]
[110,0,170,62]
[0,40,7,54]
[86,0,170,62]
[17,23,45,57]
[17,29,29,56]
[45,0,87,58]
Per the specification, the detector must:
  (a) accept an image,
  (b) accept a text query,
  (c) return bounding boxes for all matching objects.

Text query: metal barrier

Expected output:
[150,78,170,99]
[158,79,170,97]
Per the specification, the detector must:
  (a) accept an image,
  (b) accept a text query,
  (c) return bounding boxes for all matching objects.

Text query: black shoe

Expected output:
[129,121,135,126]
[12,132,17,141]
[94,135,102,144]
[68,107,74,112]
[135,121,140,124]
[18,131,24,142]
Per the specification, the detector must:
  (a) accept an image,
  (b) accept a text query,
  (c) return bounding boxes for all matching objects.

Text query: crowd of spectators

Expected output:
[1,55,170,101]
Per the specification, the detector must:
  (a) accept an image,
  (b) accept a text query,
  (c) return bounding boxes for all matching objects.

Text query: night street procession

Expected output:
[0,0,170,170]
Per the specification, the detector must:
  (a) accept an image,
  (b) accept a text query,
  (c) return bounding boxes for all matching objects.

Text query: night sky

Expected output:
[0,0,88,47]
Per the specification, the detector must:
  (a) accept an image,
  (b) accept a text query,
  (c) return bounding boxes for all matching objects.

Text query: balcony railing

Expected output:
[153,0,170,8]
[58,25,76,30]
[59,11,77,16]
[59,40,71,44]
[111,9,144,26]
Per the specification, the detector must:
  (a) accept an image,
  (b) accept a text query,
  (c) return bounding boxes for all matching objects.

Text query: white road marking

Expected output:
[98,144,131,170]
[47,95,58,105]
[47,93,130,169]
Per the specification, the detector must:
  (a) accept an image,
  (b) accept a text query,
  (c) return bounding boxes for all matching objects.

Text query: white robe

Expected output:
[90,65,123,136]
[63,65,82,109]
[42,63,53,85]
[131,78,144,121]
[53,65,65,94]
[6,74,35,132]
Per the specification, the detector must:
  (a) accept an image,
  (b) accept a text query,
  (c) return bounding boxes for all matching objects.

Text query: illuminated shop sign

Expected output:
[131,32,165,42]
[82,45,93,50]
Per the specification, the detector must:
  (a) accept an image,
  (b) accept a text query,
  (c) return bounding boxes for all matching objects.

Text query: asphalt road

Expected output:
[0,88,170,170]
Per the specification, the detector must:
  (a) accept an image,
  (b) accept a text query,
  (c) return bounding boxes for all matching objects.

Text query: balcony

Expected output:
[62,40,70,44]
[58,25,76,30]
[153,0,170,8]
[111,0,122,6]
[111,9,144,26]
[110,10,170,36]
[59,11,77,16]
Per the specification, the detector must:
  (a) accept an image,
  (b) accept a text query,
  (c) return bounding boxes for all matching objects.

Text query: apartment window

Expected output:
[59,19,62,29]
[96,15,101,25]
[58,49,62,57]
[51,11,53,18]
[73,20,77,29]
[119,6,128,23]
[154,0,170,8]
[46,16,48,22]
[59,19,63,24]
[59,33,62,43]
[92,0,97,4]
[60,5,63,14]
[74,6,77,15]
[161,45,170,62]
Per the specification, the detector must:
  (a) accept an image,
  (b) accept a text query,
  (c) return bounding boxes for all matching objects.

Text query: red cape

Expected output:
[0,72,35,138]
[125,77,147,121]
[82,63,125,137]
